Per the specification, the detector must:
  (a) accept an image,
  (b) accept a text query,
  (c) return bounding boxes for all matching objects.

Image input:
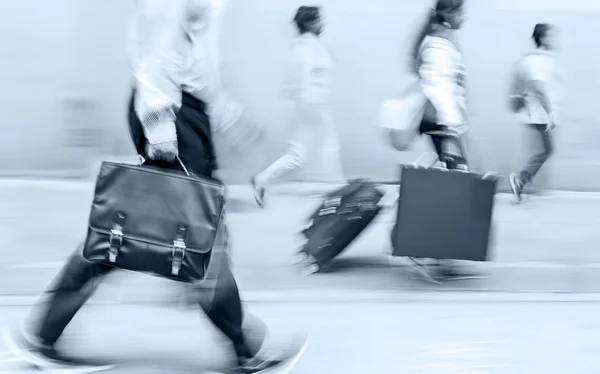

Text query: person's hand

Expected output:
[146,141,179,162]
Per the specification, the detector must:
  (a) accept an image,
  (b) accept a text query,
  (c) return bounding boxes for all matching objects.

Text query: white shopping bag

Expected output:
[378,82,428,151]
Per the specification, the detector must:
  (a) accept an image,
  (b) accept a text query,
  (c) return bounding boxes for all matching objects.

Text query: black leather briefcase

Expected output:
[82,159,226,282]
[391,164,498,262]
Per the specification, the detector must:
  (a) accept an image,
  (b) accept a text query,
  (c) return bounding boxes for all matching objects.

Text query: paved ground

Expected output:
[0,299,599,373]
[1,180,600,301]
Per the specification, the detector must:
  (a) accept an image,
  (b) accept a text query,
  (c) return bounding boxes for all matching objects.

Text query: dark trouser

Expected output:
[519,123,553,186]
[418,118,468,169]
[129,90,218,176]
[32,91,254,360]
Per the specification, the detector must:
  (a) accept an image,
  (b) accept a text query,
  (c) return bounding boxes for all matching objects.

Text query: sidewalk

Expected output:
[0,300,598,373]
[1,179,600,303]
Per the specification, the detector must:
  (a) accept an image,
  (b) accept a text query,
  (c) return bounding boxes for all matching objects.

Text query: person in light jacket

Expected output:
[407,0,478,281]
[2,1,307,372]
[509,23,558,202]
[411,0,469,171]
[250,5,341,207]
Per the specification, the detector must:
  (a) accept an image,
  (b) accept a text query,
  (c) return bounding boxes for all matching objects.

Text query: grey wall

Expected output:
[1,0,600,190]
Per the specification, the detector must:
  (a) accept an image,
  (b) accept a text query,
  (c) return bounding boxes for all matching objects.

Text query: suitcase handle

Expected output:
[138,155,191,177]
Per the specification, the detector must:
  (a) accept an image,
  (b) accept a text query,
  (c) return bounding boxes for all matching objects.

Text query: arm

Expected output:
[133,0,189,146]
[178,0,247,137]
[418,45,462,127]
[530,81,553,115]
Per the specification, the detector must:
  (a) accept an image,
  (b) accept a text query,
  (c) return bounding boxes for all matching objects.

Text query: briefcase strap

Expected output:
[171,225,189,276]
[108,213,127,263]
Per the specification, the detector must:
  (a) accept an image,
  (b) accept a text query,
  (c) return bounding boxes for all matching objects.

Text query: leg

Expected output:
[419,119,467,168]
[34,244,114,345]
[194,252,251,361]
[255,142,307,187]
[510,123,553,201]
[519,124,553,185]
[427,126,468,170]
[5,243,116,370]
[251,121,311,207]
[193,225,307,373]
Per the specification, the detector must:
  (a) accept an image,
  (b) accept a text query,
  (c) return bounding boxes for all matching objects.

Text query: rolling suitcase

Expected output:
[297,179,384,274]
[391,163,498,262]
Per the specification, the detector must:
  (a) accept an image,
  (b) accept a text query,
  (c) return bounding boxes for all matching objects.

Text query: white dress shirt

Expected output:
[127,0,242,145]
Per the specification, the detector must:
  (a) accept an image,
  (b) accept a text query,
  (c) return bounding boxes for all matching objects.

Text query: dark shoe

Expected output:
[207,333,309,374]
[509,173,523,202]
[2,324,116,372]
[238,333,309,374]
[250,176,265,208]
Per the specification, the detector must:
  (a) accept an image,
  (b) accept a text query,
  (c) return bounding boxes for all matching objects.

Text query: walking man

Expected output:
[509,23,559,202]
[2,0,307,372]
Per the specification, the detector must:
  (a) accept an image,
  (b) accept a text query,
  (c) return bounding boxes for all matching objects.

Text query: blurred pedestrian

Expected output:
[509,23,558,202]
[410,0,469,171]
[250,5,342,207]
[2,0,307,372]
[405,0,477,280]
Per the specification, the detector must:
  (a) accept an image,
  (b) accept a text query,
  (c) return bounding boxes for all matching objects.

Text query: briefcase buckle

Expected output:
[171,239,186,276]
[108,227,123,263]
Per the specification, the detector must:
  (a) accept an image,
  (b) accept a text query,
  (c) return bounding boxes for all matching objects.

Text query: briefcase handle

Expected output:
[138,155,191,177]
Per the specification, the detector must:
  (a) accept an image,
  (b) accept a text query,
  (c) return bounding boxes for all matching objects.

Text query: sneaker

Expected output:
[239,333,309,374]
[509,173,523,202]
[208,333,309,374]
[250,176,265,208]
[2,324,116,372]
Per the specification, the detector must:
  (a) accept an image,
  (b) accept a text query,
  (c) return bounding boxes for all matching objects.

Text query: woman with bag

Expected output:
[411,0,469,170]
[381,0,469,170]
[387,0,478,281]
